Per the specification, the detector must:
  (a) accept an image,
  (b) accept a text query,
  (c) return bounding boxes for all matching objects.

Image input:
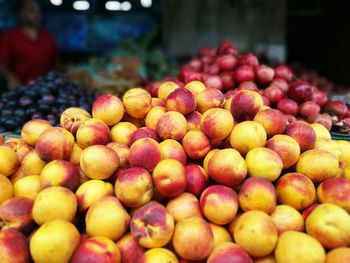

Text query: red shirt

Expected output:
[0,28,58,84]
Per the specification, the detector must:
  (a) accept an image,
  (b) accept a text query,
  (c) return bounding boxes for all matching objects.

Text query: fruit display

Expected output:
[0,71,97,133]
[176,41,350,134]
[1,78,350,262]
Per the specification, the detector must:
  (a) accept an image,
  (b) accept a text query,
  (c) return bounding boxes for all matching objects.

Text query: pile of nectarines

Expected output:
[1,81,350,263]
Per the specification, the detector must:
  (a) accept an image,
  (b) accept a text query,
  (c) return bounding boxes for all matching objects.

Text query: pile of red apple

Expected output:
[1,76,350,263]
[176,41,350,133]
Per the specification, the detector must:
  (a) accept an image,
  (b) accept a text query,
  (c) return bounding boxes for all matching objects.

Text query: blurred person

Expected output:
[0,0,58,90]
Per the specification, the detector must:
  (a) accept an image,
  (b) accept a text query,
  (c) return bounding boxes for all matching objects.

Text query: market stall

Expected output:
[1,1,350,263]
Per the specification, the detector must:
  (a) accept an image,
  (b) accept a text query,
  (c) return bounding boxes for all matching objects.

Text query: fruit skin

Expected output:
[274,65,293,82]
[69,143,83,165]
[3,141,32,164]
[270,205,304,235]
[274,231,325,263]
[106,142,129,166]
[0,229,30,263]
[230,121,267,155]
[239,53,258,67]
[123,88,152,118]
[208,148,247,187]
[209,223,232,248]
[21,150,46,176]
[76,118,111,149]
[184,164,208,196]
[32,186,77,225]
[159,139,187,165]
[326,247,350,263]
[70,236,121,263]
[306,203,350,249]
[0,174,13,204]
[128,138,162,171]
[131,201,174,248]
[207,242,253,263]
[35,127,75,161]
[80,145,119,180]
[298,101,320,119]
[182,130,211,160]
[184,80,206,97]
[21,119,52,146]
[234,211,278,257]
[60,107,91,135]
[302,203,319,222]
[203,149,219,171]
[139,248,178,263]
[152,97,166,107]
[253,109,287,138]
[317,177,350,212]
[271,78,288,92]
[196,88,224,113]
[13,175,41,200]
[335,140,350,164]
[0,197,34,234]
[237,81,258,91]
[157,111,188,140]
[200,185,238,225]
[314,139,341,160]
[253,254,276,263]
[145,106,167,130]
[264,86,284,104]
[296,149,341,184]
[76,179,113,211]
[152,159,187,197]
[158,81,179,101]
[111,122,137,145]
[234,65,255,83]
[312,88,328,106]
[245,147,283,182]
[287,80,313,103]
[275,173,316,211]
[276,98,298,116]
[230,90,264,121]
[0,145,19,176]
[238,178,276,214]
[40,160,80,191]
[92,95,125,126]
[323,100,348,119]
[166,193,202,222]
[285,121,316,152]
[166,87,196,115]
[265,135,300,169]
[115,167,153,208]
[256,65,274,84]
[116,233,145,263]
[200,108,234,141]
[30,219,80,263]
[130,127,159,145]
[172,216,214,261]
[86,196,130,241]
[122,113,145,128]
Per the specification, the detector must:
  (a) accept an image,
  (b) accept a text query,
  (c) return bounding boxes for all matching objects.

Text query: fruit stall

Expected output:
[1,39,350,263]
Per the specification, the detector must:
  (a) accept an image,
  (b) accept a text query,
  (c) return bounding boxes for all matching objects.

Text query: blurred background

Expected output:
[0,0,349,91]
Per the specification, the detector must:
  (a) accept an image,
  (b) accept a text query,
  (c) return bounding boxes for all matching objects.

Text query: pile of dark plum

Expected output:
[0,71,96,133]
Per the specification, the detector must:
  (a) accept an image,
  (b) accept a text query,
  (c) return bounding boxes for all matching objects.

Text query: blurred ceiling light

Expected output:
[140,0,152,8]
[73,0,90,11]
[105,1,121,11]
[121,1,132,11]
[50,0,62,6]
